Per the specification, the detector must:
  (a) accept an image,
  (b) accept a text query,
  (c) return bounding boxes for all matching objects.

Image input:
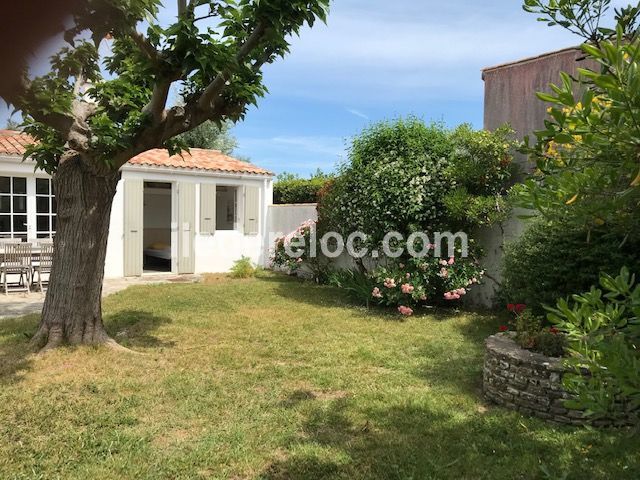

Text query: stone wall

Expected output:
[483,333,629,427]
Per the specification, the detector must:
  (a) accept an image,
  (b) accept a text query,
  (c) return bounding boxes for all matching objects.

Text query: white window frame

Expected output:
[35,177,56,239]
[0,175,28,240]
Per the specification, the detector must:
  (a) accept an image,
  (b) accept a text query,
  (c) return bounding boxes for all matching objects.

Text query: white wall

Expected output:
[268,204,318,237]
[105,167,274,277]
[104,181,125,278]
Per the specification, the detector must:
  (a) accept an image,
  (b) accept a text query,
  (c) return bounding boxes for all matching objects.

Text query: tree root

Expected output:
[30,326,142,355]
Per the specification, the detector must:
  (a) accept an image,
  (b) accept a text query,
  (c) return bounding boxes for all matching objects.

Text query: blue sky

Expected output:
[229,0,585,176]
[1,0,591,176]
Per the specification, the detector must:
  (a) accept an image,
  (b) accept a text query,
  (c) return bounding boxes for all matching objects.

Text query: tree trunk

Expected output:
[31,154,120,350]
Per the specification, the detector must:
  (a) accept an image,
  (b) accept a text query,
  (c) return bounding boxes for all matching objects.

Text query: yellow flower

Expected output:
[594,218,605,226]
[566,194,579,205]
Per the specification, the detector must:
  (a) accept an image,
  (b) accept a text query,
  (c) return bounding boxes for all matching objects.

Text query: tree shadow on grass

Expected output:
[0,314,40,384]
[260,396,640,480]
[104,309,175,349]
[0,309,174,384]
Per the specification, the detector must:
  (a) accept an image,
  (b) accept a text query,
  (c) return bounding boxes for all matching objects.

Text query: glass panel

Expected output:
[0,196,9,213]
[37,233,49,239]
[13,196,26,214]
[0,215,10,232]
[36,215,49,232]
[13,177,26,194]
[16,234,27,242]
[52,216,57,231]
[0,177,9,194]
[13,215,27,232]
[36,178,50,195]
[36,196,50,213]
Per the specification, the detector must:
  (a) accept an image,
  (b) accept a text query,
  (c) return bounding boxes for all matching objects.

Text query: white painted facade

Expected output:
[1,154,274,278]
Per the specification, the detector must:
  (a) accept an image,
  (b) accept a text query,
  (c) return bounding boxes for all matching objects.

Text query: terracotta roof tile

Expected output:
[129,148,272,176]
[0,131,272,176]
[0,130,35,156]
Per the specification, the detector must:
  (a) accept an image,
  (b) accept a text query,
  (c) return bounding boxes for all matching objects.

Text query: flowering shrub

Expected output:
[368,253,484,315]
[318,118,516,248]
[516,1,640,238]
[271,219,320,274]
[505,305,566,357]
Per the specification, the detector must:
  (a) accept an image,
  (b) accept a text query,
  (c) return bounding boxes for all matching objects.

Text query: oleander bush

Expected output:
[548,268,640,422]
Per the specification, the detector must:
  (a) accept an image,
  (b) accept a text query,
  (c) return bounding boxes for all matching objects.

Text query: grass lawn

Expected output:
[0,273,638,479]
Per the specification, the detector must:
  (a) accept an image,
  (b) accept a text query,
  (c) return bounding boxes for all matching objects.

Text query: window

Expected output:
[216,186,238,231]
[0,176,28,240]
[35,178,57,239]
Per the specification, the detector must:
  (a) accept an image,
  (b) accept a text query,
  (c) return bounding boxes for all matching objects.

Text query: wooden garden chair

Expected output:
[1,242,32,295]
[32,243,54,293]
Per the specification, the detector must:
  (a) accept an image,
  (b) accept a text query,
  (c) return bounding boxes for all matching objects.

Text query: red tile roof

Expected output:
[129,148,272,176]
[0,130,35,156]
[0,130,271,176]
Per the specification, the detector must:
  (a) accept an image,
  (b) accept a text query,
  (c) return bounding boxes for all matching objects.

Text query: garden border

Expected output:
[483,333,633,427]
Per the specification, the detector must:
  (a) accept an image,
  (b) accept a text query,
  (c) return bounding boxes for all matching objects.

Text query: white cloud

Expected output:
[347,108,369,120]
[259,0,579,103]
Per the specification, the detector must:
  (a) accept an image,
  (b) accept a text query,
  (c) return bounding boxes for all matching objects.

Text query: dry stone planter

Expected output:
[483,333,633,427]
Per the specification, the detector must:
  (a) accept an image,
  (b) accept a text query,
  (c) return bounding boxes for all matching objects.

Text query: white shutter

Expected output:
[123,179,144,277]
[200,184,216,235]
[178,182,196,274]
[243,186,260,235]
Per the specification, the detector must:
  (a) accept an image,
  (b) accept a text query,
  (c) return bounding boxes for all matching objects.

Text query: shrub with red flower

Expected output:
[499,325,509,332]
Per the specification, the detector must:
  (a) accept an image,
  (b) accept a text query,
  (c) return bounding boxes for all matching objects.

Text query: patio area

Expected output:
[0,274,202,320]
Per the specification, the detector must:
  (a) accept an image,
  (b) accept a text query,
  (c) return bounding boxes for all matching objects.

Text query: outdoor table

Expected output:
[0,246,42,264]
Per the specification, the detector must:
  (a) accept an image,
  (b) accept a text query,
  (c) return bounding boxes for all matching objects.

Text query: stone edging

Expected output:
[483,333,630,427]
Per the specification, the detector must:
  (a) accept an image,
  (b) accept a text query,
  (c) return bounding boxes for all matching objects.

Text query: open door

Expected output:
[124,179,143,276]
[178,182,196,274]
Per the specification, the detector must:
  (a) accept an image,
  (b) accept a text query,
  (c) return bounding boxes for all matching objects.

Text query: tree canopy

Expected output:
[7,0,329,174]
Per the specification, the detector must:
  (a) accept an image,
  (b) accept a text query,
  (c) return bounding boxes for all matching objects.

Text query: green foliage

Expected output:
[177,120,238,153]
[547,268,640,422]
[511,308,567,357]
[369,253,484,315]
[515,0,640,237]
[500,220,640,314]
[273,170,333,204]
[319,118,516,246]
[515,310,544,350]
[535,328,567,358]
[229,256,257,279]
[327,269,377,306]
[14,0,330,172]
[271,219,328,282]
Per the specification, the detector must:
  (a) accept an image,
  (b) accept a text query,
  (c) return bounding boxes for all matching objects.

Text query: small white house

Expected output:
[0,130,274,278]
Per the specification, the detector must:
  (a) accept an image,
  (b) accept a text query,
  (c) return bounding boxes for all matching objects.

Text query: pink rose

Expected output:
[397,305,413,316]
[439,259,448,266]
[372,287,383,299]
[438,268,449,279]
[401,283,414,294]
[383,278,397,289]
[448,256,455,265]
